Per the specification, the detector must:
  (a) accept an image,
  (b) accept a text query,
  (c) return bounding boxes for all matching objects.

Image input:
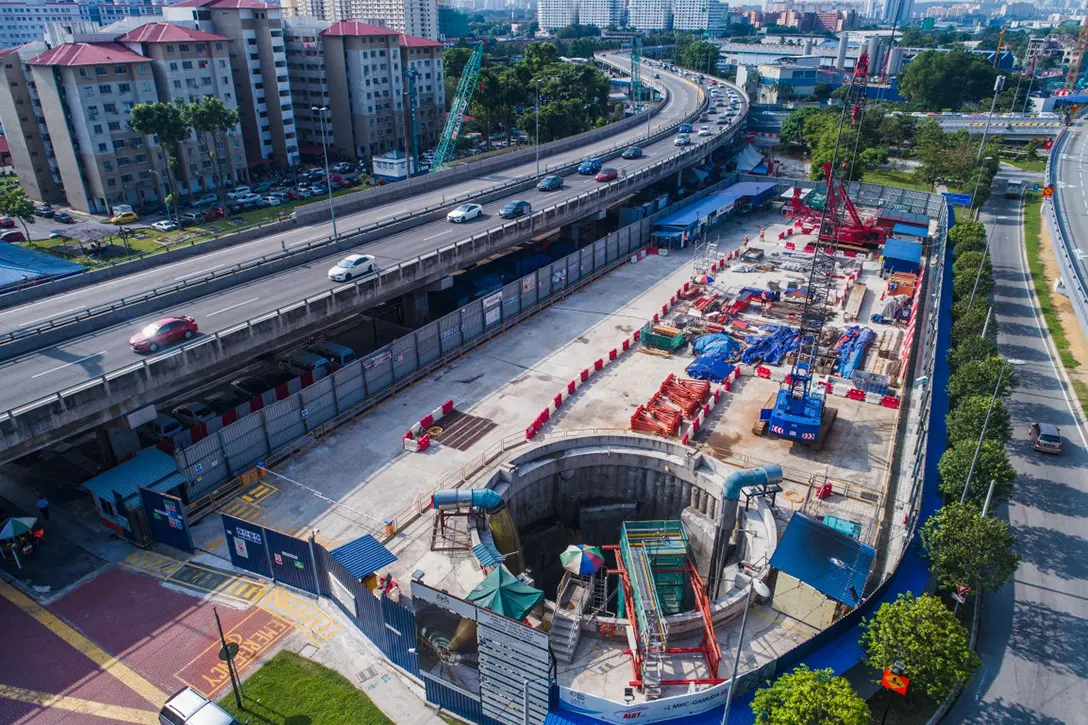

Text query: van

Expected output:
[278,350,331,376]
[159,686,241,725]
[1004,179,1024,199]
[139,414,183,442]
[307,341,357,368]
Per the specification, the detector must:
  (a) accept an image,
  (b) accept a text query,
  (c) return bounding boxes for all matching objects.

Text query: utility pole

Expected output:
[214,607,243,709]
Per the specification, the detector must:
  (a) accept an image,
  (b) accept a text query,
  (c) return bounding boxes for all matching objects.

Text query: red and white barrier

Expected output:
[681,384,727,446]
[403,399,455,452]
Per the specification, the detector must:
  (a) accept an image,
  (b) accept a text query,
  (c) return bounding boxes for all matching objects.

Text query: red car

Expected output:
[0,230,25,242]
[203,205,225,221]
[129,315,198,353]
[595,168,618,182]
[0,216,14,228]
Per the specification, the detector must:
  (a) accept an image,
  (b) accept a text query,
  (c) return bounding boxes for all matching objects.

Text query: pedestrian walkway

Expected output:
[166,561,269,605]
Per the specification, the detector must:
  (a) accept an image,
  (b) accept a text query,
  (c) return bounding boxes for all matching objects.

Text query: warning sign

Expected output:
[881,669,910,696]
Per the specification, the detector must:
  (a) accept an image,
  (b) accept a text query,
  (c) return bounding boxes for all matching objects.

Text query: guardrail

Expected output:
[1045,128,1088,338]
[0,71,730,357]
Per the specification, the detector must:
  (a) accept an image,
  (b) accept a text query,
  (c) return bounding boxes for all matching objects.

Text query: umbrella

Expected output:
[560,544,604,576]
[0,517,36,540]
[693,274,714,285]
[465,565,544,620]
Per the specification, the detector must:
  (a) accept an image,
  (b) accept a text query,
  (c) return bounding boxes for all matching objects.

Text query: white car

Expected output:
[698,126,712,137]
[259,196,283,207]
[172,401,216,428]
[151,220,179,232]
[328,253,376,282]
[226,186,252,200]
[674,134,691,146]
[193,193,219,206]
[447,203,483,223]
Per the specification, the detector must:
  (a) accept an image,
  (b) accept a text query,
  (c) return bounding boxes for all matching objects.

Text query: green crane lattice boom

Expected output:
[630,36,643,113]
[430,43,483,174]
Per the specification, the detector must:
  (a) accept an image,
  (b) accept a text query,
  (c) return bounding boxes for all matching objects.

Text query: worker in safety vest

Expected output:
[743,235,749,246]
[760,228,765,243]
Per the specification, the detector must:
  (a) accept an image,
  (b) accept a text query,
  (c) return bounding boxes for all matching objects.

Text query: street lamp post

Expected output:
[971,75,1005,218]
[532,79,541,178]
[959,358,1024,504]
[312,106,337,239]
[720,570,772,725]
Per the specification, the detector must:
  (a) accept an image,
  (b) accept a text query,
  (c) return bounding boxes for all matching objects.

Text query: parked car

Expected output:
[333,162,354,173]
[171,402,216,428]
[673,134,691,146]
[698,126,712,137]
[252,181,274,194]
[259,196,283,207]
[138,414,183,442]
[294,187,314,198]
[236,193,263,208]
[278,350,331,376]
[203,206,225,221]
[678,123,693,133]
[578,158,603,175]
[230,372,286,399]
[536,175,563,191]
[178,212,204,227]
[128,315,198,353]
[328,253,376,282]
[499,200,532,219]
[159,686,243,725]
[0,230,26,242]
[34,203,53,218]
[109,211,139,224]
[0,216,14,228]
[595,168,619,182]
[226,186,252,200]
[447,203,483,223]
[151,220,179,232]
[53,211,74,224]
[1029,422,1063,454]
[202,390,249,415]
[307,341,357,368]
[193,193,219,206]
[622,146,643,160]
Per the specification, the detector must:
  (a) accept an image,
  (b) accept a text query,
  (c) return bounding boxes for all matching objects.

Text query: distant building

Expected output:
[880,0,913,25]
[437,3,469,37]
[738,60,817,104]
[577,0,625,29]
[672,0,723,32]
[0,1,166,50]
[327,0,439,40]
[627,0,671,31]
[537,0,576,30]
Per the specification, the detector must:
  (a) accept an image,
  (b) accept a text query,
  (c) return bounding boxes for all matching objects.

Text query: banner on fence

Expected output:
[558,681,731,724]
[222,514,273,579]
[412,581,481,697]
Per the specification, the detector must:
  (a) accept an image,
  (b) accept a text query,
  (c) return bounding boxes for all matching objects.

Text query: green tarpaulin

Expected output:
[465,565,544,621]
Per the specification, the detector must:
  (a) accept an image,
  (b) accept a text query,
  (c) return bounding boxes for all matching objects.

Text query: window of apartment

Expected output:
[123,101,133,112]
[117,156,130,166]
[98,142,108,152]
[93,124,102,134]
[120,174,133,183]
[139,170,150,179]
[198,60,208,70]
[141,82,151,92]
[83,86,94,97]
[118,83,130,93]
[138,64,147,74]
[252,68,260,75]
[108,121,120,130]
[274,61,285,68]
[114,65,125,74]
[182,61,192,70]
[103,159,112,169]
[216,43,223,51]
[95,65,106,75]
[87,106,99,119]
[107,178,116,187]
[98,84,111,94]
[134,154,145,163]
[278,89,288,97]
[173,80,181,89]
[166,44,174,53]
[169,62,178,71]
[261,125,269,133]
[103,103,117,113]
[247,38,256,45]
[79,68,87,77]
[276,75,286,83]
[249,53,258,61]
[224,93,231,101]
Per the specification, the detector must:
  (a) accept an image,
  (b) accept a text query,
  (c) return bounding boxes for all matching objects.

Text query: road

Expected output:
[0,62,732,412]
[0,54,702,336]
[944,170,1088,724]
[1052,120,1088,339]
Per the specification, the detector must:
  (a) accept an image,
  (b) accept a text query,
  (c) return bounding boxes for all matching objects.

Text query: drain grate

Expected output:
[357,665,379,683]
[431,411,497,451]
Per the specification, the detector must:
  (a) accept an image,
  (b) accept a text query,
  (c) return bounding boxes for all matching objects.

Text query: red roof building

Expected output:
[168,0,275,8]
[398,33,443,49]
[28,42,150,67]
[116,23,228,44]
[322,20,399,37]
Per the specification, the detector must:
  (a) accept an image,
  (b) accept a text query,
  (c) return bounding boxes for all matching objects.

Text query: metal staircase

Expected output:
[624,539,669,699]
[550,574,590,664]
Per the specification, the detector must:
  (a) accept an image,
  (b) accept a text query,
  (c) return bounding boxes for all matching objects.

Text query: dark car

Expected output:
[0,216,13,228]
[178,212,203,227]
[53,211,75,224]
[34,204,53,218]
[536,175,563,191]
[129,315,198,353]
[230,371,289,399]
[621,146,643,160]
[595,168,619,182]
[578,158,603,175]
[202,390,250,415]
[499,200,532,219]
[1029,422,1063,454]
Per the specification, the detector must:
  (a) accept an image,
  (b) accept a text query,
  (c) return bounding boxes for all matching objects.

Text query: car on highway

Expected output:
[674,134,691,146]
[578,158,604,175]
[536,175,563,191]
[138,414,183,443]
[129,315,198,353]
[595,168,618,182]
[699,113,710,122]
[653,72,661,79]
[698,126,712,136]
[447,203,483,223]
[34,203,53,218]
[716,117,729,125]
[621,146,643,159]
[328,253,376,282]
[0,230,26,242]
[1029,422,1063,454]
[499,200,532,219]
[678,123,693,134]
[0,216,13,228]
[151,220,179,232]
[109,211,139,224]
[172,402,216,428]
[707,106,717,114]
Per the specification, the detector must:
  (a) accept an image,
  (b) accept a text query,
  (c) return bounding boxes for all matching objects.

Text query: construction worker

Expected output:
[743,234,749,247]
[760,228,765,243]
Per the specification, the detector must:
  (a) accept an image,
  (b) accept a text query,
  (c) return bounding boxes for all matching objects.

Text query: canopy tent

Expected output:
[465,565,544,621]
[50,221,123,245]
[730,143,765,173]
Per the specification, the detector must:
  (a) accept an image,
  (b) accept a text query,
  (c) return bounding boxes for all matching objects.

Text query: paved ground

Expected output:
[944,171,1088,724]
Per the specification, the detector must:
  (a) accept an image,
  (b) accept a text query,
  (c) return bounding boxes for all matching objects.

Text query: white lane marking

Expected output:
[424,230,453,241]
[21,306,86,325]
[31,351,107,379]
[174,264,224,281]
[376,208,409,221]
[206,297,259,318]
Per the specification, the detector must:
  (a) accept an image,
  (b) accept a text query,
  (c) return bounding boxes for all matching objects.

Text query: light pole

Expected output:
[969,157,994,221]
[531,79,541,178]
[720,569,771,725]
[312,106,337,239]
[959,358,1024,504]
[971,75,1005,218]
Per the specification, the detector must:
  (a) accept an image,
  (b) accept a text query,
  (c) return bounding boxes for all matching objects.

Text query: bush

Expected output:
[937,437,1017,504]
[948,220,986,250]
[921,502,1020,594]
[951,305,990,346]
[948,355,1018,401]
[952,250,991,278]
[952,266,994,301]
[949,335,997,370]
[946,394,1012,445]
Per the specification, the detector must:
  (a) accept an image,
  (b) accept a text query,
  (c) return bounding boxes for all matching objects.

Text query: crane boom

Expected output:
[430,43,483,174]
[1064,17,1088,93]
[631,36,643,113]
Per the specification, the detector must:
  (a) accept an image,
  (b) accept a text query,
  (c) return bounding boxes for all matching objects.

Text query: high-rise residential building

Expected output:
[283,15,332,154]
[672,0,722,31]
[437,3,469,37]
[163,0,300,167]
[537,0,576,30]
[577,0,626,28]
[0,41,65,202]
[881,0,913,25]
[0,1,166,50]
[312,0,438,40]
[627,0,672,30]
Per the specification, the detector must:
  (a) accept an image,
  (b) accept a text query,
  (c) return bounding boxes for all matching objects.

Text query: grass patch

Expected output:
[218,650,394,725]
[864,168,933,193]
[1022,192,1088,417]
[1001,157,1047,174]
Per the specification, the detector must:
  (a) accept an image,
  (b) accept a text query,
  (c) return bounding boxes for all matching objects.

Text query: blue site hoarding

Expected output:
[139,488,193,552]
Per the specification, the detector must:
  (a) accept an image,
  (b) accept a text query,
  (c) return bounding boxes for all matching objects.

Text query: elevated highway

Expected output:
[0,58,750,461]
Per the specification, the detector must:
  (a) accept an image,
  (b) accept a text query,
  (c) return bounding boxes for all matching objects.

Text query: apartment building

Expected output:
[537,0,575,30]
[164,0,299,167]
[0,1,165,50]
[116,22,247,194]
[306,0,438,40]
[399,28,443,157]
[0,41,65,202]
[627,0,672,30]
[283,15,332,155]
[672,0,722,32]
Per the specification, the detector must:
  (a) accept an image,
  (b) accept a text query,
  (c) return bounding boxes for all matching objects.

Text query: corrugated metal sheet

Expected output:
[769,512,874,607]
[892,222,929,239]
[472,542,505,569]
[330,534,396,579]
[82,448,183,505]
[883,238,923,265]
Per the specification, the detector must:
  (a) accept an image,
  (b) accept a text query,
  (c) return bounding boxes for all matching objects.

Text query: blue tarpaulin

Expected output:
[741,325,800,365]
[834,326,876,379]
[686,355,735,383]
[0,242,85,290]
[892,222,928,239]
[692,333,740,358]
[882,238,923,275]
[769,512,875,606]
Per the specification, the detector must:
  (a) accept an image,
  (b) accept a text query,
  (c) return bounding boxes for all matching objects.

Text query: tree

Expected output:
[130,102,188,220]
[860,593,980,701]
[522,41,559,72]
[949,220,986,250]
[679,40,719,73]
[182,96,240,205]
[950,336,997,370]
[879,114,917,156]
[751,665,870,725]
[0,183,35,240]
[922,502,1020,594]
[949,355,1018,401]
[937,437,1017,504]
[898,49,998,110]
[947,395,1012,445]
[443,46,475,81]
[952,263,994,302]
[952,250,991,278]
[951,305,991,346]
[779,107,822,149]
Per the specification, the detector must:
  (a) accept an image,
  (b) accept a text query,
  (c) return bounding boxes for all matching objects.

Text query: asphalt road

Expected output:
[0,53,704,336]
[944,170,1088,724]
[0,62,734,412]
[1053,120,1088,341]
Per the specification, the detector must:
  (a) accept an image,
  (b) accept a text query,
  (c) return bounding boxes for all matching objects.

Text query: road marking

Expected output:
[174,609,292,697]
[0,684,158,724]
[206,297,259,318]
[240,481,278,505]
[0,579,169,707]
[259,588,339,643]
[166,561,269,604]
[30,350,107,379]
[174,264,224,281]
[376,207,408,220]
[18,306,86,325]
[424,230,452,241]
[121,550,184,580]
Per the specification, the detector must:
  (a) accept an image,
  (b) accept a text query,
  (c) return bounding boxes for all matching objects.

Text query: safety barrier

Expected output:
[1045,129,1088,338]
[403,400,455,452]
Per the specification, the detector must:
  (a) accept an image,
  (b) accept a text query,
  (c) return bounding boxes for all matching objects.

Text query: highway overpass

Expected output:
[0,56,750,462]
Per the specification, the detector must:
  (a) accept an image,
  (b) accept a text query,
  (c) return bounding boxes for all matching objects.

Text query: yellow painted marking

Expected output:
[208,536,225,549]
[120,550,184,580]
[258,588,339,643]
[240,482,278,505]
[0,684,158,724]
[0,579,168,707]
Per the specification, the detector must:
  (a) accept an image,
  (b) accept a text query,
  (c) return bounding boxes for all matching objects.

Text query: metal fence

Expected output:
[1045,129,1088,339]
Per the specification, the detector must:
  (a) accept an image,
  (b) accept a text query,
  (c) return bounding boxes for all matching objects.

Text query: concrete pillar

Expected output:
[836,33,848,70]
[803,38,813,56]
[887,46,905,77]
[400,289,430,327]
